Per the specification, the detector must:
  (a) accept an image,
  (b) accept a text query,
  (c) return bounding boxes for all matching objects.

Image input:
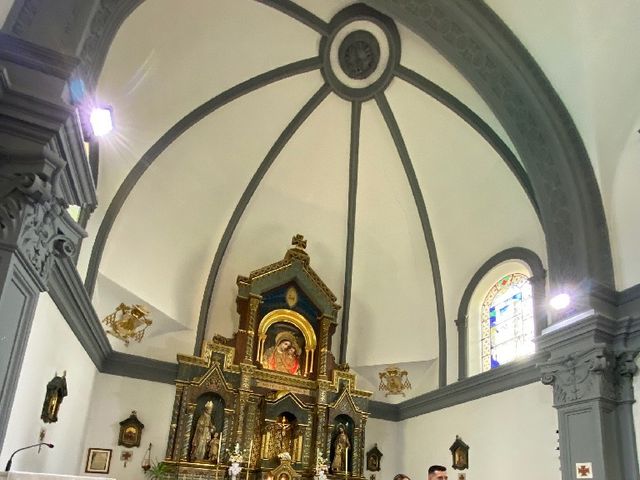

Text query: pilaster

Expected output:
[0,32,90,448]
[538,312,640,480]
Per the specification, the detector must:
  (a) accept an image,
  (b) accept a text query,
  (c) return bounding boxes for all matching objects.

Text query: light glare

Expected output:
[90,107,113,137]
[550,293,571,310]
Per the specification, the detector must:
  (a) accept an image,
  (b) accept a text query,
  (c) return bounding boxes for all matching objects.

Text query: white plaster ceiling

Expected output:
[80,0,639,395]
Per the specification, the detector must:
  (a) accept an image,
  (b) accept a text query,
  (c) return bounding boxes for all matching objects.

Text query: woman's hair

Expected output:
[393,474,410,480]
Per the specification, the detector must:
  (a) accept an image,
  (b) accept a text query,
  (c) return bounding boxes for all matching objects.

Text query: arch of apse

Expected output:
[11,0,607,383]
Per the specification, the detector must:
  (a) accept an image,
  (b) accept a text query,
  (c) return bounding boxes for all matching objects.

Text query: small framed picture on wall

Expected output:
[85,448,112,474]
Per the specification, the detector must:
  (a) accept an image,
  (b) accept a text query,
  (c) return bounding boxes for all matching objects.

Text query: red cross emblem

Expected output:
[576,464,593,478]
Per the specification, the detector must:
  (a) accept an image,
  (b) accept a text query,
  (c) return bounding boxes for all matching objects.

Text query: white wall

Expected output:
[0,293,98,473]
[80,374,175,480]
[365,419,401,480]
[399,382,559,480]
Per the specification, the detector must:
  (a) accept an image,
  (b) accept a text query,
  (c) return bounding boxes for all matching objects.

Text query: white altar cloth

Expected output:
[0,472,115,480]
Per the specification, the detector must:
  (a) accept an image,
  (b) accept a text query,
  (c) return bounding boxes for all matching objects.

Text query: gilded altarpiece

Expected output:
[164,237,371,480]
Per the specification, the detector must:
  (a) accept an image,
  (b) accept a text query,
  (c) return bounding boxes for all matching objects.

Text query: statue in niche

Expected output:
[274,415,294,455]
[331,424,351,473]
[208,432,221,462]
[261,330,301,375]
[191,400,215,461]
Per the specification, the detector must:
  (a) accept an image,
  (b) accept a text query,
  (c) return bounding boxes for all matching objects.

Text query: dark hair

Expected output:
[394,474,410,480]
[428,466,446,474]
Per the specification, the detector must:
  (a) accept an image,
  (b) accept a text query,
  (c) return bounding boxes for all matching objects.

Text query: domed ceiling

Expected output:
[65,0,640,403]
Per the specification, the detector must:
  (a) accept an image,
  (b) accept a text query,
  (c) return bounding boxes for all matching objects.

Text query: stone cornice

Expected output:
[48,256,111,367]
[0,32,79,81]
[102,352,178,384]
[397,353,546,421]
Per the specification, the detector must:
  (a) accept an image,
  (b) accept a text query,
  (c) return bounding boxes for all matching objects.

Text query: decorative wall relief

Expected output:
[378,367,411,397]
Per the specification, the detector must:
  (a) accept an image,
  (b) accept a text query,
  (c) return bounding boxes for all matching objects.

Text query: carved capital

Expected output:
[540,348,638,407]
[615,350,639,403]
[540,347,616,406]
[0,173,79,286]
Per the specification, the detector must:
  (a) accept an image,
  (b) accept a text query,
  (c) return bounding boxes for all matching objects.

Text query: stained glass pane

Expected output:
[481,273,535,371]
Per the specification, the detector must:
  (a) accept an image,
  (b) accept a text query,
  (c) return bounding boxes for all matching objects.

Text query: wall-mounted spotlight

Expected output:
[89,106,114,137]
[549,293,571,310]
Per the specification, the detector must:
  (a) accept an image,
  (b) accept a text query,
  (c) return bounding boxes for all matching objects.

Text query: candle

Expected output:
[217,434,222,464]
[247,440,253,480]
[345,447,349,479]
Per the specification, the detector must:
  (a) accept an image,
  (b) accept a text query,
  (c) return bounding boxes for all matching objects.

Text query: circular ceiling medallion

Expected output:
[320,4,400,101]
[338,30,381,80]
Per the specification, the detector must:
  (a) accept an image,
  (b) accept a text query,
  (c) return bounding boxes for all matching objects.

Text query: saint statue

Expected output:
[208,432,221,462]
[261,331,301,375]
[191,400,215,461]
[331,424,351,473]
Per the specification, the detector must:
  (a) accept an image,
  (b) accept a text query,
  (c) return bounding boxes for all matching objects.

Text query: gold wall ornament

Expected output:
[378,367,411,397]
[102,303,152,345]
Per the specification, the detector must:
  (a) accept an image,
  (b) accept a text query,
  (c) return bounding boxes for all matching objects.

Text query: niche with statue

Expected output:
[162,236,371,480]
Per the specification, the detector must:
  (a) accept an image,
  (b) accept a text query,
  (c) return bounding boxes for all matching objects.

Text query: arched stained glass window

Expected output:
[481,273,535,371]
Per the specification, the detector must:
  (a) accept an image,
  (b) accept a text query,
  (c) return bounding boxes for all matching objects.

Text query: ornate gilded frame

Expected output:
[257,309,318,376]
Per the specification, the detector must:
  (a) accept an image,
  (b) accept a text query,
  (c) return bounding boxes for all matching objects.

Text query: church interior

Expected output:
[0,1,639,480]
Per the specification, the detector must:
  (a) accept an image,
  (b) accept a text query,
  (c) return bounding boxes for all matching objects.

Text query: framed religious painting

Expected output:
[40,372,68,423]
[260,324,306,376]
[118,410,144,448]
[450,435,469,470]
[85,448,112,474]
[366,444,382,471]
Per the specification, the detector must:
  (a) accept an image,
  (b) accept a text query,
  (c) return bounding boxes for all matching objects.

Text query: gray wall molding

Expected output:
[48,256,179,384]
[368,400,400,422]
[48,256,111,368]
[618,283,640,319]
[456,247,546,379]
[102,351,178,384]
[371,352,547,421]
[0,32,79,82]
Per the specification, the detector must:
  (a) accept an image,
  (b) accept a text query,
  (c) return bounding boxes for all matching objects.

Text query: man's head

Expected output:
[427,465,447,480]
[393,474,410,480]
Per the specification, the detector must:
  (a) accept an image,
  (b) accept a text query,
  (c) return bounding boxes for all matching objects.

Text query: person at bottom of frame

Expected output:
[427,465,447,480]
